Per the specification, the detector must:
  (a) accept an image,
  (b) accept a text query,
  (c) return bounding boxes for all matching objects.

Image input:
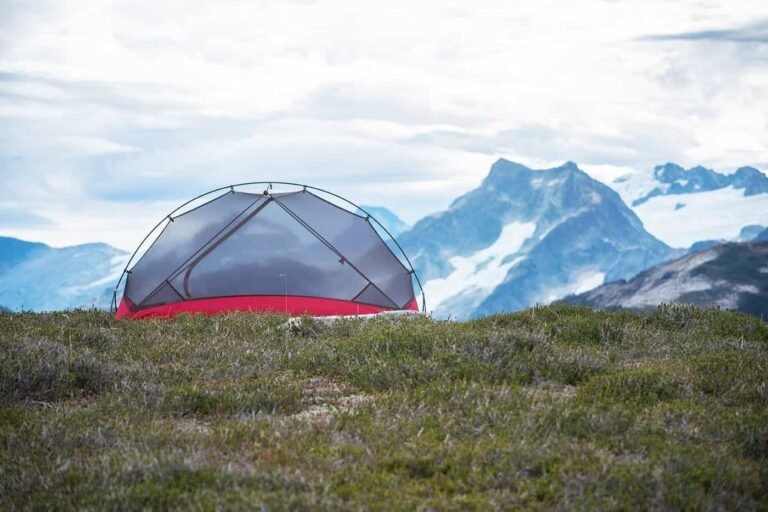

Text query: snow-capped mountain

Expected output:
[611,163,768,248]
[4,160,765,318]
[399,159,671,319]
[0,237,128,311]
[563,241,768,318]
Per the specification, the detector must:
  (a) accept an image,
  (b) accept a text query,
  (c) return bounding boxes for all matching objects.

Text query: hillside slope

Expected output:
[1,306,766,509]
[563,242,768,317]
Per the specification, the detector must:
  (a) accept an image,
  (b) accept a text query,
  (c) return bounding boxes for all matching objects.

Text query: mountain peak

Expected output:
[554,161,591,181]
[653,162,685,182]
[399,159,668,318]
[731,166,768,195]
[489,158,531,174]
[733,166,763,178]
[487,159,585,182]
[484,159,534,186]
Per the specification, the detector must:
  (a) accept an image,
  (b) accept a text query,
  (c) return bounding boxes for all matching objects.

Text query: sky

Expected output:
[0,0,767,250]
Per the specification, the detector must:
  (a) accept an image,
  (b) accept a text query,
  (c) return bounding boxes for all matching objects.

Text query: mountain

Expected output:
[738,225,767,242]
[0,237,128,312]
[611,163,768,248]
[399,159,670,319]
[0,237,49,274]
[681,225,767,256]
[358,205,409,237]
[754,227,768,242]
[613,163,768,207]
[563,242,768,318]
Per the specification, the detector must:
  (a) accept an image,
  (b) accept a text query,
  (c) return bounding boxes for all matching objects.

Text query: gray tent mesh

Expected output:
[114,183,425,313]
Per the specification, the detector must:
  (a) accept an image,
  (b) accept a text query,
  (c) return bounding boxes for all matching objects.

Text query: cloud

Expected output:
[0,207,53,228]
[0,0,767,249]
[641,19,768,43]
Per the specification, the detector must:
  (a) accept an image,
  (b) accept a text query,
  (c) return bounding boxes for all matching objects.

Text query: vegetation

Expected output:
[1,305,767,510]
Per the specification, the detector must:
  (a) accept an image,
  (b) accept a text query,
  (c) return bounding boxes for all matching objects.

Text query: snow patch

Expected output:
[574,272,606,295]
[63,253,129,295]
[423,222,536,311]
[534,207,590,242]
[611,170,661,204]
[633,187,768,247]
[665,248,720,273]
[542,270,605,304]
[623,277,713,308]
[759,266,768,275]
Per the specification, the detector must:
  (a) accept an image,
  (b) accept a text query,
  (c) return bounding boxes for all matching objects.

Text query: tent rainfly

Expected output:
[113,183,424,319]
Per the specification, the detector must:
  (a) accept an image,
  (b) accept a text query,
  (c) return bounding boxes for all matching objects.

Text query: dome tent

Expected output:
[113,182,424,319]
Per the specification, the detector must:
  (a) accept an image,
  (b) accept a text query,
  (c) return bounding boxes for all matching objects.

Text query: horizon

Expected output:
[1,1,767,250]
[2,156,765,252]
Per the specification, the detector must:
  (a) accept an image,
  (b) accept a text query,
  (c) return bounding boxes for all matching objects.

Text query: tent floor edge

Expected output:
[116,295,418,319]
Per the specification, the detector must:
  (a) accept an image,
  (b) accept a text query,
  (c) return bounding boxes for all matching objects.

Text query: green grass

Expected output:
[1,304,766,510]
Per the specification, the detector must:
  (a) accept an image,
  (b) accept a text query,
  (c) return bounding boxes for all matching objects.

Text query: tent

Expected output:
[113,183,424,319]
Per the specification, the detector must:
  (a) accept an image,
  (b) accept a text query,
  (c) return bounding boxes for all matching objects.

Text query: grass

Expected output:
[0,304,767,510]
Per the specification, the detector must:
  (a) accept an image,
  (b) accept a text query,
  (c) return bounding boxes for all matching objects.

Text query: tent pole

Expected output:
[113,181,427,314]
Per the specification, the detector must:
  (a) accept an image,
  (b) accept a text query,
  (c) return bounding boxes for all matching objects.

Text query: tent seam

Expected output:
[138,196,267,307]
[273,198,400,309]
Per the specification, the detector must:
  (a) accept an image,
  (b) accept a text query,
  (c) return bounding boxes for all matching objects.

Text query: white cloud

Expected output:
[0,0,767,249]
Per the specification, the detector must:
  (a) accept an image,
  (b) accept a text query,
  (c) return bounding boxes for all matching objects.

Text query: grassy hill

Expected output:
[1,306,767,510]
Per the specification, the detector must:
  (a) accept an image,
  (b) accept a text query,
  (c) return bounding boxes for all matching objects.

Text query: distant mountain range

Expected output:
[399,159,670,319]
[2,159,766,318]
[562,241,768,318]
[612,163,768,248]
[617,163,768,207]
[0,237,128,311]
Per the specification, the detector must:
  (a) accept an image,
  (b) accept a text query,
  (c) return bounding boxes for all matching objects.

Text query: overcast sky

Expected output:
[1,0,767,250]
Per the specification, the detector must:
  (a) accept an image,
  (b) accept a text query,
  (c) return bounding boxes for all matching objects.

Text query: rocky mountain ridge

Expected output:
[399,159,670,318]
[562,241,768,318]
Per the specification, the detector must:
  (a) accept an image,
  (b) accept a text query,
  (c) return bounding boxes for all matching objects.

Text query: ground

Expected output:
[1,305,767,510]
